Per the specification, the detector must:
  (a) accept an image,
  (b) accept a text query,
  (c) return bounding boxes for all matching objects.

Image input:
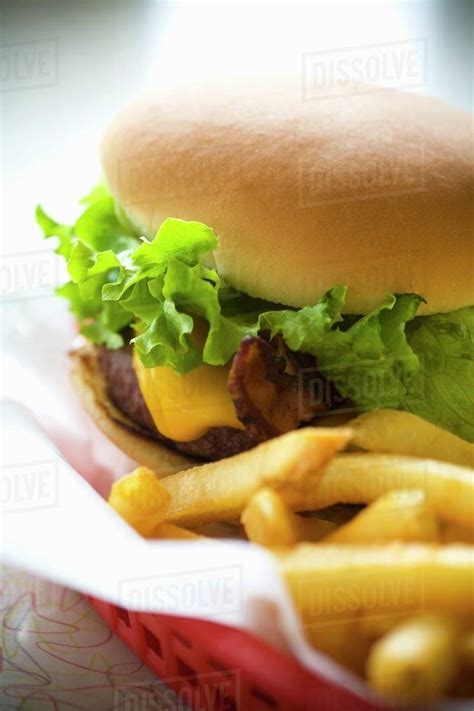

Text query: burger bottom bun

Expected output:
[70,344,193,475]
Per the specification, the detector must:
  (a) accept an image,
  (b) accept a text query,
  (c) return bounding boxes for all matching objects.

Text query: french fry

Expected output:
[160,428,352,527]
[108,467,170,536]
[278,544,474,625]
[196,521,247,539]
[241,488,336,547]
[305,620,371,676]
[311,454,474,530]
[148,523,202,540]
[357,613,410,641]
[366,614,459,701]
[348,409,474,467]
[324,489,439,543]
[286,515,337,542]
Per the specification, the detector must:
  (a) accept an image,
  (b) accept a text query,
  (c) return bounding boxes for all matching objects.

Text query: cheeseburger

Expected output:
[37,78,473,470]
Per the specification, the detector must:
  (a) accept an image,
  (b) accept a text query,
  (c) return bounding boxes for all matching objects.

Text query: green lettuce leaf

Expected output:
[35,206,74,259]
[37,185,473,441]
[403,307,474,442]
[37,185,140,349]
[258,289,423,411]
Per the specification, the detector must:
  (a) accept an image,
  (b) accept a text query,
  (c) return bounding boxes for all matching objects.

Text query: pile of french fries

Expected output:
[109,409,474,703]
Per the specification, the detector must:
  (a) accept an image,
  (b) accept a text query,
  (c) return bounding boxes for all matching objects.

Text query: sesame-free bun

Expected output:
[101,78,473,315]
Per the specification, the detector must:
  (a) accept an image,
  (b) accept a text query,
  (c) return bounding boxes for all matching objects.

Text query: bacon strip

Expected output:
[228,335,331,442]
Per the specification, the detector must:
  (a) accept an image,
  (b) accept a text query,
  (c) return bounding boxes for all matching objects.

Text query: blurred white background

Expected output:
[1,0,472,258]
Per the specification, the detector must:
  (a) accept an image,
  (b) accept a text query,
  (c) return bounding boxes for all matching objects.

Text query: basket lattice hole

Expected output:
[172,629,192,649]
[208,658,242,679]
[116,607,131,628]
[144,626,163,659]
[251,686,277,708]
[177,657,198,686]
[208,657,228,672]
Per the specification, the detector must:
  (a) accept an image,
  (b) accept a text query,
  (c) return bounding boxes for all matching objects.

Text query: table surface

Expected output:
[0,566,175,710]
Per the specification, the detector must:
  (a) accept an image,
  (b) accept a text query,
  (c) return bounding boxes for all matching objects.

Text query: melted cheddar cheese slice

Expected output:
[132,351,244,441]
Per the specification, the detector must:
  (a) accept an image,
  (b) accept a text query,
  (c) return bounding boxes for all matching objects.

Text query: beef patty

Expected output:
[99,336,336,462]
[98,346,256,461]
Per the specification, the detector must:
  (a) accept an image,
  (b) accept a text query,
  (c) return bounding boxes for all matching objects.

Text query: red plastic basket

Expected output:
[88,596,389,711]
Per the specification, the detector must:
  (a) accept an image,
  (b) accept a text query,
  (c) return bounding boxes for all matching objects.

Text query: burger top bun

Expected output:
[101,77,473,315]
